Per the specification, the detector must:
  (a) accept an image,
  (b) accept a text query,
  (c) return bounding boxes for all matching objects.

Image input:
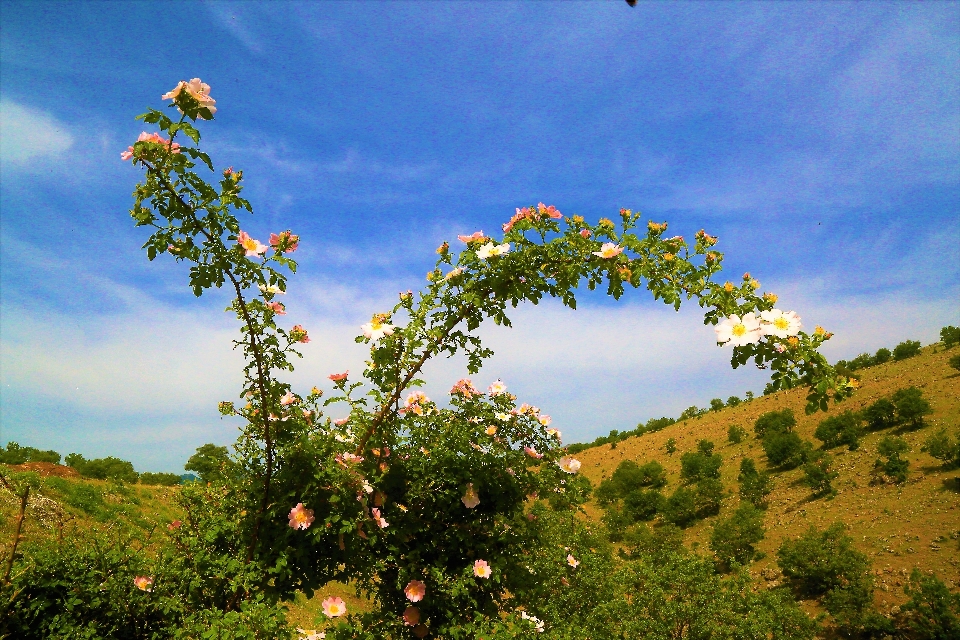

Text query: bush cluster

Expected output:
[0,442,61,465]
[754,410,812,470]
[738,457,772,508]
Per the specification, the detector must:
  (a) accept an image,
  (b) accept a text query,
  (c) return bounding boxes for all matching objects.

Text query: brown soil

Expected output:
[2,462,81,478]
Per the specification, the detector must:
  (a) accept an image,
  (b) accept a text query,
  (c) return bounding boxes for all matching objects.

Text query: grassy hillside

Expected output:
[574,344,960,612]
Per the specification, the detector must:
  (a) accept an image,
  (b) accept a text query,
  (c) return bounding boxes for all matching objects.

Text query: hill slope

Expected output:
[574,345,960,611]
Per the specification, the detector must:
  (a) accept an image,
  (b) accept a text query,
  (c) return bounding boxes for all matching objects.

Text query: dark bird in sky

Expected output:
[626,0,637,6]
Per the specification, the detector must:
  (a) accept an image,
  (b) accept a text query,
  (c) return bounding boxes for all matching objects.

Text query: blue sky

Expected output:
[1,2,957,472]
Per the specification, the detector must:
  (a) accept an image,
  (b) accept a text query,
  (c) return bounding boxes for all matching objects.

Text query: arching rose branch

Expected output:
[123,79,855,633]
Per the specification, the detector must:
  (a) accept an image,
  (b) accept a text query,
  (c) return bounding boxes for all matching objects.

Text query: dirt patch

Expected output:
[2,462,81,478]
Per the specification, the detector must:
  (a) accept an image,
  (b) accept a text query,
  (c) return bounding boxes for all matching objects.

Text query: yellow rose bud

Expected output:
[750,279,760,289]
[599,217,614,229]
[724,282,734,292]
[814,326,826,335]
[572,215,584,224]
[764,292,778,303]
[663,253,674,261]
[436,242,449,254]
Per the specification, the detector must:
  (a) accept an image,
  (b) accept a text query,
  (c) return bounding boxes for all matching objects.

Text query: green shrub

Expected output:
[597,460,668,505]
[893,339,922,361]
[664,438,677,455]
[777,523,872,598]
[738,458,772,508]
[663,486,698,528]
[942,325,960,349]
[814,410,863,450]
[65,453,139,483]
[922,429,960,466]
[679,405,704,420]
[950,353,960,372]
[728,424,746,444]
[863,397,897,431]
[621,522,685,557]
[849,353,874,370]
[601,508,632,542]
[874,435,910,484]
[710,503,765,570]
[873,347,892,364]
[184,443,231,482]
[693,478,724,517]
[642,416,675,433]
[0,442,62,465]
[726,395,742,407]
[802,451,838,497]
[744,390,754,401]
[898,569,960,639]
[754,409,796,438]
[623,488,666,522]
[585,551,818,640]
[709,398,725,412]
[892,386,932,428]
[680,447,722,483]
[763,431,809,469]
[139,472,182,486]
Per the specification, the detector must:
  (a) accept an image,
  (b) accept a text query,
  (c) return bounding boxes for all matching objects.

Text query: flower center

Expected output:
[732,324,746,337]
[774,318,789,329]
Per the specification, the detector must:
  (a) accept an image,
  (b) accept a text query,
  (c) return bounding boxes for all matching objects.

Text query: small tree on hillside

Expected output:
[802,451,838,497]
[738,458,772,508]
[763,432,810,470]
[726,396,741,407]
[873,436,910,484]
[863,398,897,431]
[892,387,932,429]
[873,347,891,364]
[949,353,960,373]
[710,398,725,412]
[728,425,746,444]
[814,410,863,450]
[665,438,677,455]
[922,429,960,467]
[184,443,231,482]
[710,503,765,571]
[893,339,922,361]
[754,409,795,439]
[941,325,960,349]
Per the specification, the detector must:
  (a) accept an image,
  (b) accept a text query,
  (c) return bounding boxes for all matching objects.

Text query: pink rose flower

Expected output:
[457,231,485,243]
[288,503,315,530]
[371,507,389,529]
[134,575,154,592]
[329,371,348,382]
[237,231,269,257]
[266,301,286,315]
[321,596,346,618]
[162,78,217,118]
[567,554,580,568]
[580,229,591,238]
[524,446,543,459]
[404,579,426,602]
[269,230,299,253]
[288,324,310,343]
[461,483,480,509]
[473,559,492,578]
[280,392,296,406]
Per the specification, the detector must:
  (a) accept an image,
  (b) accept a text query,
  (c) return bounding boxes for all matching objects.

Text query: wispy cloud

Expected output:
[0,101,74,167]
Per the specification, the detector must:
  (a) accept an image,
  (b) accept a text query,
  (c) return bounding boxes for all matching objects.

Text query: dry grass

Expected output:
[574,344,960,610]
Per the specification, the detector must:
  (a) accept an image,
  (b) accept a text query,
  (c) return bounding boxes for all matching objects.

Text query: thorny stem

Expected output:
[144,162,274,563]
[0,474,29,585]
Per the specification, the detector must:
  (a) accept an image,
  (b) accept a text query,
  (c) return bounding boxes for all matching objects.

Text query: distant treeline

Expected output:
[0,443,196,486]
[567,326,958,454]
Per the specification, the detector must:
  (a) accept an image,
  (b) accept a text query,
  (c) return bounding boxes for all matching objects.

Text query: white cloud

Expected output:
[0,101,74,166]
